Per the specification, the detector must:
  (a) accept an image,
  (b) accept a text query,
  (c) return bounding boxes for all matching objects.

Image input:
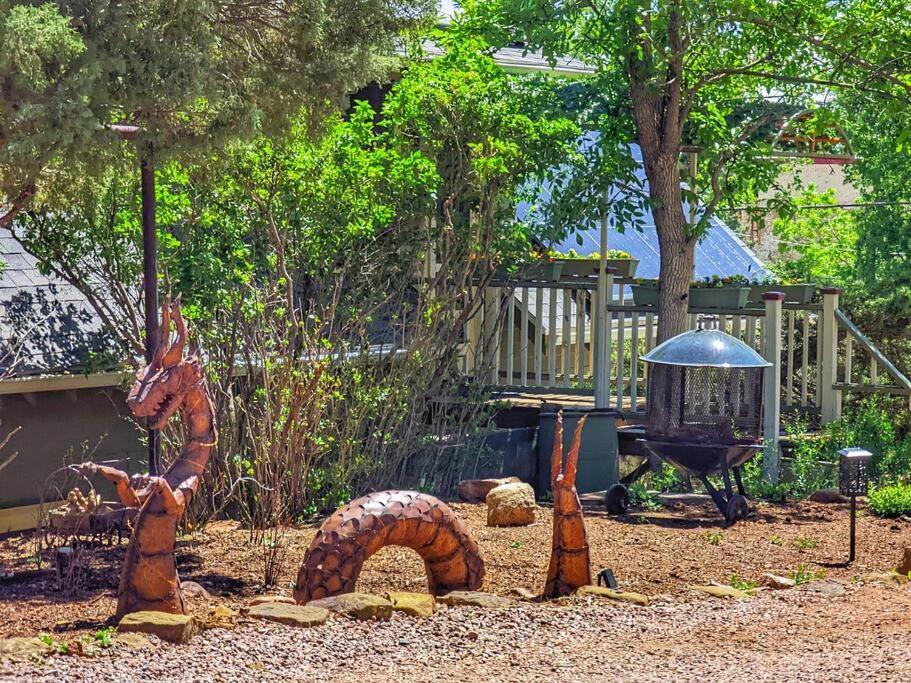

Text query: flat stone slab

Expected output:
[860,571,909,585]
[118,611,196,644]
[308,593,392,621]
[690,584,754,600]
[248,602,329,627]
[0,637,49,662]
[796,580,846,597]
[384,592,438,617]
[113,633,150,649]
[576,585,650,606]
[437,591,512,609]
[249,595,296,607]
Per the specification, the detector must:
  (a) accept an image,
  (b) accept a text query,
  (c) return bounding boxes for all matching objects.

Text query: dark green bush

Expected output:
[869,484,911,518]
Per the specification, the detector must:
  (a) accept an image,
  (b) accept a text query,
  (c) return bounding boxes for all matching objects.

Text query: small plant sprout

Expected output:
[794,536,818,551]
[729,574,757,592]
[790,563,826,586]
[510,541,524,549]
[93,627,115,648]
[706,531,724,546]
[769,534,784,546]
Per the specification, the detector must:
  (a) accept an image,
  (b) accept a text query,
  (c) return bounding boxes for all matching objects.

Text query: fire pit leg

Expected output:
[733,467,746,496]
[698,475,729,516]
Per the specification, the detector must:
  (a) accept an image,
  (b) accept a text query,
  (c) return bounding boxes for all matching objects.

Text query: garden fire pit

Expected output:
[639,318,771,522]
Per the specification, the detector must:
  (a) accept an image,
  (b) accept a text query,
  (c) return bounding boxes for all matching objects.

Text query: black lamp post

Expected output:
[109,125,161,475]
[839,447,872,563]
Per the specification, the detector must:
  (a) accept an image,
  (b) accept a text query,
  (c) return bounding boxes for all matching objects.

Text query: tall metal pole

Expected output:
[140,149,161,476]
[594,193,611,409]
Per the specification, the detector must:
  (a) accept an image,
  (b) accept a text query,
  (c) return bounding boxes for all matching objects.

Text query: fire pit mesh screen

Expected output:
[648,365,764,443]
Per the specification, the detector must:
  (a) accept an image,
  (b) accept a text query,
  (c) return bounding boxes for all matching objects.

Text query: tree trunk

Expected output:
[642,153,695,343]
[640,150,696,435]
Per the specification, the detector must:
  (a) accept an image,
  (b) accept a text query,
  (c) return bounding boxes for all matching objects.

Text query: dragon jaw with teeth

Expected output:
[81,296,217,618]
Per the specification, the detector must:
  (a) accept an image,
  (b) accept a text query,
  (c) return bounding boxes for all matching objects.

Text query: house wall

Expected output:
[0,386,143,512]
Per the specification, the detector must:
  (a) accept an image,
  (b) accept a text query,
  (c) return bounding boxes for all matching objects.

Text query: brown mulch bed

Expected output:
[1,497,908,640]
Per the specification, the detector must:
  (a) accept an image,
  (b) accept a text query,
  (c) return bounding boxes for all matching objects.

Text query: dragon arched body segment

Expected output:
[294,490,484,604]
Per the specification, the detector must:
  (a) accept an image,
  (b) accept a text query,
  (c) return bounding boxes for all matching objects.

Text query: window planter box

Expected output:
[631,284,660,307]
[523,260,564,282]
[689,286,751,310]
[632,284,751,309]
[748,284,816,305]
[557,258,640,279]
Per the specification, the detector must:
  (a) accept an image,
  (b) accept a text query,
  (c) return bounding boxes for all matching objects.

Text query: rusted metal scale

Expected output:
[80,297,217,618]
[543,412,591,598]
[294,490,485,604]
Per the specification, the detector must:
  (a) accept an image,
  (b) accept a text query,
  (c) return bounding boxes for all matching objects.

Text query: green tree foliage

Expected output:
[770,188,858,286]
[0,0,435,226]
[12,42,579,516]
[462,0,911,347]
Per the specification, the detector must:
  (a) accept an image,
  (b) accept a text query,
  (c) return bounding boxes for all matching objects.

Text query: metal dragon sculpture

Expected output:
[294,490,484,604]
[543,411,591,598]
[80,296,216,618]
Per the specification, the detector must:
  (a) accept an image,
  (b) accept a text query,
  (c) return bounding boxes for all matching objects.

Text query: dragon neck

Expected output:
[165,380,217,490]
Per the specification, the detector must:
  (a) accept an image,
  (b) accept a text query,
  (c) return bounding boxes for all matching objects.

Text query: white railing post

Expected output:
[594,274,613,409]
[762,292,784,484]
[820,287,841,423]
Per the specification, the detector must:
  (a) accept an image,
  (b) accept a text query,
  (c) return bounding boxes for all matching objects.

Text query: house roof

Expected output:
[517,144,768,282]
[433,1,594,77]
[0,232,119,379]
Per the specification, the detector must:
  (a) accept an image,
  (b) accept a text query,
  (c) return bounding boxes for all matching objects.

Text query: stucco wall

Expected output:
[0,387,144,509]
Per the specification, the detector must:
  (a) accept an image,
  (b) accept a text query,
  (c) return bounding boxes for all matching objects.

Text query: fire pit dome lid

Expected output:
[641,328,771,368]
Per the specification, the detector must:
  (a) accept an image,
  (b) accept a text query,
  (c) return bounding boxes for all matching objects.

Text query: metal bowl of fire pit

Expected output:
[639,321,771,522]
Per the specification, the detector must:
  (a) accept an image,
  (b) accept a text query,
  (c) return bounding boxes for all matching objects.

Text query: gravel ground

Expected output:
[3,583,910,682]
[2,498,910,680]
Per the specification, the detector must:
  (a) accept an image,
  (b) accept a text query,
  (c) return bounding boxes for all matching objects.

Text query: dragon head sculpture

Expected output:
[127,296,204,430]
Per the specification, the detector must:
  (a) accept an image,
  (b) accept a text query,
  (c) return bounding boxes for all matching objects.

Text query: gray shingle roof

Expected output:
[0,232,119,378]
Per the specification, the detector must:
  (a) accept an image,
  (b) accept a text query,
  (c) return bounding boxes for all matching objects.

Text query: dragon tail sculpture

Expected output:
[81,296,216,618]
[543,411,591,598]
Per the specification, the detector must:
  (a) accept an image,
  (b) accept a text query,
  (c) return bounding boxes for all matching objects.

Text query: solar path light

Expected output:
[838,447,873,563]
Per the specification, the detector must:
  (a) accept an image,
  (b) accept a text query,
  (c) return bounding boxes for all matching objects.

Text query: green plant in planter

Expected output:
[690,275,751,289]
[688,275,751,309]
[746,275,817,304]
[549,248,638,278]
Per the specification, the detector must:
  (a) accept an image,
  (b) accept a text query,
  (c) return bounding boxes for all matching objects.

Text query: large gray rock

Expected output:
[809,488,849,504]
[118,611,196,644]
[308,593,392,621]
[180,580,211,600]
[486,482,537,527]
[248,602,329,627]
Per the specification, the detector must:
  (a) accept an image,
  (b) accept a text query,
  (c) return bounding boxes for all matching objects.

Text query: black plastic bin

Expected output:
[536,406,622,496]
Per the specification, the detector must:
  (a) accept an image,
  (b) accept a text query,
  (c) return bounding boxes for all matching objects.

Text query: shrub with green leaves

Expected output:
[869,484,911,518]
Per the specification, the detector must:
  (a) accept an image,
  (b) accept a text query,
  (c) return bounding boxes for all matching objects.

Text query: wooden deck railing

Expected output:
[461,279,910,479]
